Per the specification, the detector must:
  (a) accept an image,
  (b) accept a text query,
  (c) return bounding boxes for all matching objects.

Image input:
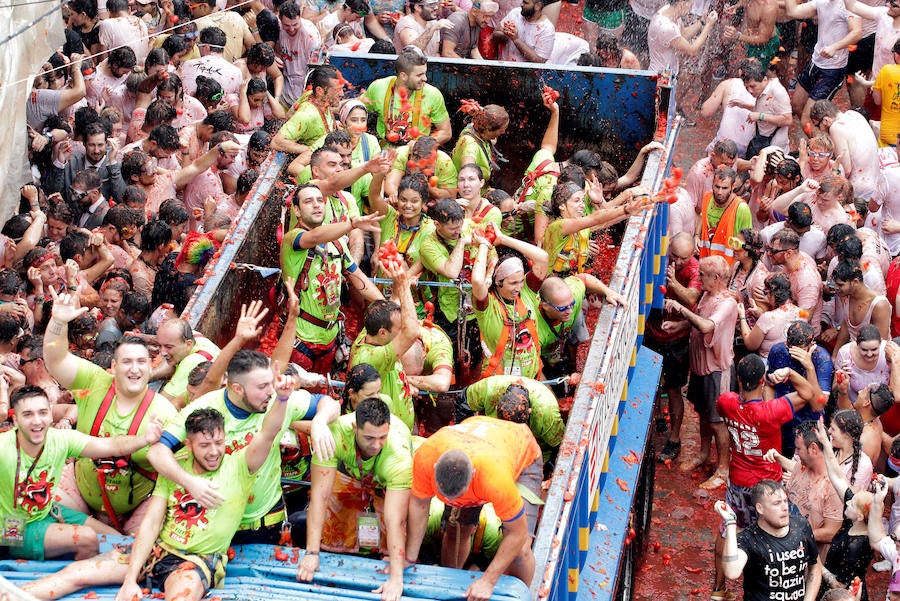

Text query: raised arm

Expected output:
[244,367,292,474]
[715,501,749,579]
[493,228,549,280]
[43,288,89,389]
[784,0,817,20]
[199,300,269,397]
[617,142,665,191]
[384,259,420,357]
[814,419,851,500]
[173,140,241,190]
[81,419,162,458]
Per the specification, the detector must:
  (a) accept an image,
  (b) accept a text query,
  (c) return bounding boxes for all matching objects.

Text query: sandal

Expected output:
[699,471,728,490]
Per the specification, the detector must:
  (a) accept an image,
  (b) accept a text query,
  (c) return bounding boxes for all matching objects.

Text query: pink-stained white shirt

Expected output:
[143,170,178,217]
[754,303,803,358]
[181,54,243,98]
[171,95,208,132]
[667,186,696,238]
[689,291,739,375]
[786,251,824,335]
[834,340,891,404]
[183,168,238,231]
[277,19,321,107]
[498,8,555,62]
[98,15,150,66]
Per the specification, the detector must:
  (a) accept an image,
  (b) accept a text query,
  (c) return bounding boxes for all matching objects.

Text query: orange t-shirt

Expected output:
[411,416,541,522]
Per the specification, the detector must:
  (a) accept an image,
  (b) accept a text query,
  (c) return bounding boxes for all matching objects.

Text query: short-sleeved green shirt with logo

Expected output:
[543,219,590,276]
[280,230,357,345]
[161,335,220,405]
[0,428,89,523]
[363,77,450,144]
[349,337,414,431]
[351,133,381,211]
[377,205,433,274]
[521,149,558,216]
[536,275,585,367]
[312,413,413,490]
[71,361,176,516]
[465,375,564,460]
[154,450,255,556]
[474,284,542,379]
[391,146,458,190]
[278,98,335,149]
[161,388,317,526]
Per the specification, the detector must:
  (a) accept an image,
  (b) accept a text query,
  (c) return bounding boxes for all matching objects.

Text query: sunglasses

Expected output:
[808,150,831,158]
[183,31,199,40]
[19,356,41,366]
[766,246,789,255]
[726,236,744,250]
[541,297,576,312]
[69,188,97,201]
[501,211,515,219]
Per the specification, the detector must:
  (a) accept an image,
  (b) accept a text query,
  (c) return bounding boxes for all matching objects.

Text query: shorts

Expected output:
[725,482,757,529]
[686,369,734,424]
[11,504,90,561]
[643,335,690,388]
[441,457,542,537]
[747,26,780,69]
[846,32,876,75]
[796,61,845,101]
[142,545,225,591]
[291,338,337,376]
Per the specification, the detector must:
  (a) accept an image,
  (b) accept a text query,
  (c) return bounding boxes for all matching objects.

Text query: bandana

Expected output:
[30,253,56,269]
[493,256,524,283]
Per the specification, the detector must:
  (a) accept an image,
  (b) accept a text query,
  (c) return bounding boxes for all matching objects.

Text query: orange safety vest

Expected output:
[699,192,742,265]
[482,292,541,378]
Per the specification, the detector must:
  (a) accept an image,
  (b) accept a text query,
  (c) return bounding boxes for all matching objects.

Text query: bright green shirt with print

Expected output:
[521,149,558,216]
[162,388,318,525]
[465,374,565,460]
[351,133,381,212]
[312,413,412,490]
[349,336,414,431]
[280,229,357,345]
[278,98,335,149]
[391,146,458,190]
[0,428,88,523]
[71,361,176,517]
[377,205,432,271]
[153,450,255,555]
[543,219,590,276]
[363,77,450,144]
[420,323,453,374]
[474,284,542,379]
[452,129,491,184]
[161,335,220,406]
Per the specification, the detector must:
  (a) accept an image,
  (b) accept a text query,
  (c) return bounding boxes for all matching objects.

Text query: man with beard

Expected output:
[23,400,288,601]
[0,384,161,562]
[43,289,177,534]
[363,48,452,147]
[494,0,555,63]
[44,121,125,203]
[698,167,752,265]
[394,0,453,56]
[716,481,822,601]
[279,183,383,375]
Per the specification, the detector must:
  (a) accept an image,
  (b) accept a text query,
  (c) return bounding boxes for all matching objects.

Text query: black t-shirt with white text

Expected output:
[737,515,819,601]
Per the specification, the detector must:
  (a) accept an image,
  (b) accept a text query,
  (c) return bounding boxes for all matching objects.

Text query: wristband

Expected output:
[723,519,736,526]
[759,112,765,122]
[60,417,73,426]
[250,28,259,33]
[305,550,319,555]
[67,285,77,291]
[277,396,290,403]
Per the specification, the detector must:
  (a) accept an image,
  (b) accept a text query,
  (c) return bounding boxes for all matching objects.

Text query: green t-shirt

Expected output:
[705,200,753,236]
[425,497,502,560]
[162,388,317,525]
[536,275,585,367]
[521,149,558,216]
[351,133,381,212]
[326,190,362,225]
[465,375,564,460]
[363,77,450,144]
[278,98,335,149]
[71,361,176,516]
[452,128,492,186]
[312,413,413,490]
[349,337,414,431]
[153,450,255,555]
[474,286,542,379]
[420,324,453,374]
[377,205,433,273]
[543,219,590,276]
[280,230,357,345]
[391,146,458,190]
[0,428,89,523]
[162,335,220,406]
[418,231,471,323]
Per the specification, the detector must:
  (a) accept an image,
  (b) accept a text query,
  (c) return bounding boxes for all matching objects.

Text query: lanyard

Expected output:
[13,435,45,510]
[355,446,377,510]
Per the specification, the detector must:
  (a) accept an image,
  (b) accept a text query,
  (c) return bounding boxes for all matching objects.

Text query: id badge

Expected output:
[2,512,27,547]
[357,512,380,551]
[505,364,522,377]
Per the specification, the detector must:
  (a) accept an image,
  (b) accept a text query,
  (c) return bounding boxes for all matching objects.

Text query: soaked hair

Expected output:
[870,383,895,416]
[835,235,863,261]
[355,396,391,428]
[428,198,464,224]
[396,48,427,74]
[786,320,814,348]
[786,202,813,229]
[227,349,270,385]
[738,228,763,262]
[398,172,429,202]
[364,299,400,334]
[472,104,509,135]
[435,449,473,498]
[10,384,48,409]
[826,223,856,248]
[557,164,585,188]
[764,273,793,308]
[188,361,212,387]
[343,363,381,406]
[737,354,767,391]
[795,420,822,451]
[497,384,531,423]
[857,324,882,345]
[808,133,834,154]
[549,182,584,218]
[186,407,225,436]
[833,258,863,284]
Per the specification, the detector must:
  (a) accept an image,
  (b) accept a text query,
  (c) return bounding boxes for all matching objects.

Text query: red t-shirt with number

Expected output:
[717,392,794,489]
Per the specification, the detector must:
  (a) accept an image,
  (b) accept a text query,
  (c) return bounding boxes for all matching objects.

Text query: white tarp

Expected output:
[0,0,65,226]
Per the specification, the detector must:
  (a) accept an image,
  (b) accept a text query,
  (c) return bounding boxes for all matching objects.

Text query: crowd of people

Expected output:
[11,0,900,598]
